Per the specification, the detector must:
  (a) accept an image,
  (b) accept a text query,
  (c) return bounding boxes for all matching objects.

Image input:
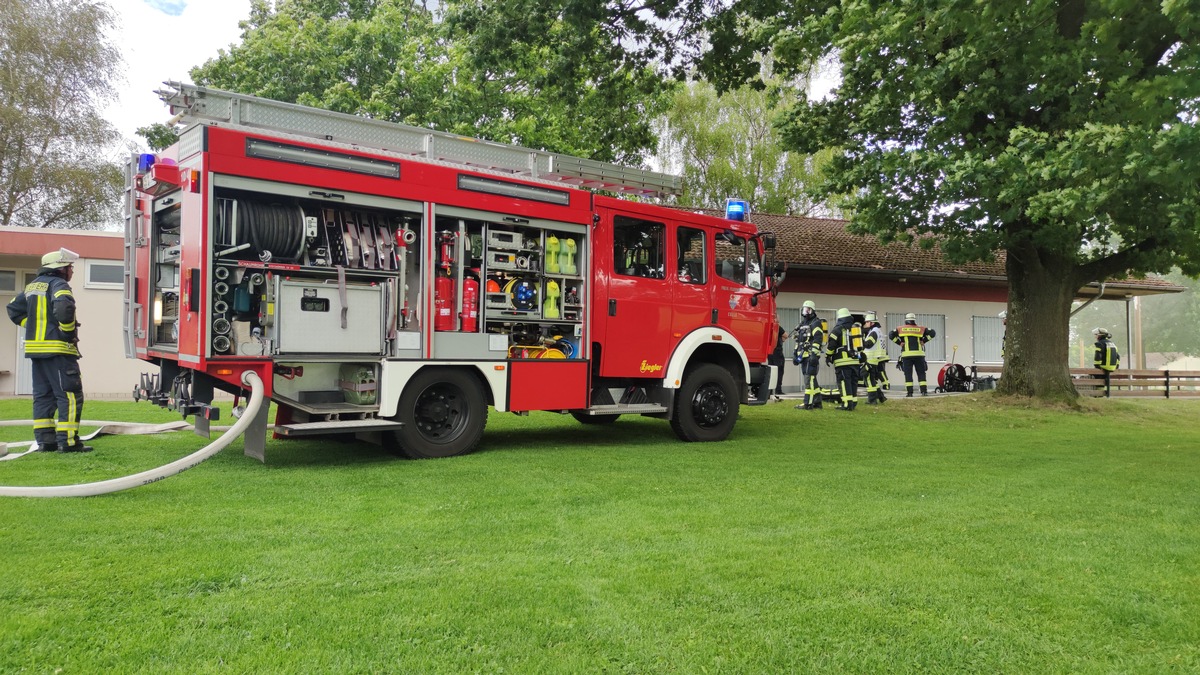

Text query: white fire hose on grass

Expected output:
[0,370,264,498]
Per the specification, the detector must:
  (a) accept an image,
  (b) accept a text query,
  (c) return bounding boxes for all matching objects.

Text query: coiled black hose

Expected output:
[234,199,306,261]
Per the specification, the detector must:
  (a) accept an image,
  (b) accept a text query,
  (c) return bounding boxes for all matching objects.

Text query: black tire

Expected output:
[670,363,739,442]
[570,411,620,425]
[389,369,487,459]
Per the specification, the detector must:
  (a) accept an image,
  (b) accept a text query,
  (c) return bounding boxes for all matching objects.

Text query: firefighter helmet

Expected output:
[905,312,916,321]
[998,310,1007,320]
[1093,327,1110,338]
[864,311,877,323]
[41,248,80,269]
[836,307,851,320]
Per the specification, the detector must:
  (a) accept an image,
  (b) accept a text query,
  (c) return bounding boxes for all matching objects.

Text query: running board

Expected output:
[275,419,403,437]
[577,403,668,415]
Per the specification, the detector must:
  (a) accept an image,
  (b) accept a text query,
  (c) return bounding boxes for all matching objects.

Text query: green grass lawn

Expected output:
[0,394,1197,673]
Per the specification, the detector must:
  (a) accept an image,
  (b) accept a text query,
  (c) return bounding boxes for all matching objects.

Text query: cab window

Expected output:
[614,216,665,279]
[677,227,706,284]
[714,233,764,290]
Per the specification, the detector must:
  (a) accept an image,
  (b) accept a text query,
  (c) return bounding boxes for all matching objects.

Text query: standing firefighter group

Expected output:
[790,304,935,412]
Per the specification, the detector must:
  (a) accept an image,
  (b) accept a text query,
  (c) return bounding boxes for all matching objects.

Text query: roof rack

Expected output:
[156,81,681,197]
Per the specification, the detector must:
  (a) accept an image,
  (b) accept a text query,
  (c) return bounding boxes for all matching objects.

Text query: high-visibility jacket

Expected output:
[1093,339,1120,372]
[890,322,934,357]
[6,271,80,358]
[863,325,888,363]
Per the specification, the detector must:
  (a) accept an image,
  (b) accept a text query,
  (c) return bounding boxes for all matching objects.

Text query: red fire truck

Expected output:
[124,83,781,461]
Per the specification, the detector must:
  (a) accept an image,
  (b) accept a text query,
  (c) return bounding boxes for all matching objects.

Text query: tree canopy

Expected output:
[189,0,678,164]
[0,0,123,229]
[696,0,1200,399]
[656,80,835,217]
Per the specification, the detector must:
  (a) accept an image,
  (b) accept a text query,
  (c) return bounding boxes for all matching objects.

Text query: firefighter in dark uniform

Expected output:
[1092,327,1120,396]
[826,308,864,411]
[6,248,92,452]
[890,312,936,397]
[769,323,786,400]
[792,300,826,410]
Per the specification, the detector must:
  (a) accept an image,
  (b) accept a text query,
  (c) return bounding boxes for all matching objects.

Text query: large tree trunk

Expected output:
[996,241,1080,400]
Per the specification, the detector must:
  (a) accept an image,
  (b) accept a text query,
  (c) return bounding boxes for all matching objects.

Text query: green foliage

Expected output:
[656,80,835,216]
[1142,272,1200,356]
[697,0,1200,397]
[135,123,180,152]
[191,0,676,164]
[0,0,124,229]
[1,397,1198,670]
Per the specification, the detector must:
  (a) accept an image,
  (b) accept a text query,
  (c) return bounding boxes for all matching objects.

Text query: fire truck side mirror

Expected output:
[759,233,777,250]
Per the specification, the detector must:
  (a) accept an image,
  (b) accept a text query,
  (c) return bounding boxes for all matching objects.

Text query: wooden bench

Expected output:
[967,364,1200,398]
[1070,368,1200,398]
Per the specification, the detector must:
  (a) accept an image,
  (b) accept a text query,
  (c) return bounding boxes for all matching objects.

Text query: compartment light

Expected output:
[458,174,571,206]
[246,138,400,178]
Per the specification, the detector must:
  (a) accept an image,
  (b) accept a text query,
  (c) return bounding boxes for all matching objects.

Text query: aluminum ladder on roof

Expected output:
[121,154,144,360]
[156,81,681,198]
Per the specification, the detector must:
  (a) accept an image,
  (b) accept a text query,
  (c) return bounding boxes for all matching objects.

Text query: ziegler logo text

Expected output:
[639,360,664,374]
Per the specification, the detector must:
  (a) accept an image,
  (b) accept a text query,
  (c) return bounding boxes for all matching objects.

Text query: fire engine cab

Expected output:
[124,83,781,461]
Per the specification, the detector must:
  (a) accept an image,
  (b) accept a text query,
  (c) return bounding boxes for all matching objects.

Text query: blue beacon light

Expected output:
[725,198,748,221]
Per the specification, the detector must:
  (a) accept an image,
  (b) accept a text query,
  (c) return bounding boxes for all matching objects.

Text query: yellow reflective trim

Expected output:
[33,419,56,429]
[65,392,78,444]
[35,295,47,341]
[60,321,76,331]
[54,289,73,298]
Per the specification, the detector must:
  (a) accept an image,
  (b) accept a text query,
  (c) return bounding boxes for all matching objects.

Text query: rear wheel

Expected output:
[389,369,487,458]
[670,363,739,442]
[570,411,620,425]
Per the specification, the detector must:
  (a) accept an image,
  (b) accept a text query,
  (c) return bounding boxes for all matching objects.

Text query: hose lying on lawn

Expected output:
[0,420,192,462]
[0,370,263,498]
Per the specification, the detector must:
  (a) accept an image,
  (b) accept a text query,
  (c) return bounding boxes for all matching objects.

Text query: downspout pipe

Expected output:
[0,371,264,498]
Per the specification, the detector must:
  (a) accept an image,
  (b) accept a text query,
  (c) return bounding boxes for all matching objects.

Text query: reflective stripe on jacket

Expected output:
[891,324,930,357]
[6,272,80,358]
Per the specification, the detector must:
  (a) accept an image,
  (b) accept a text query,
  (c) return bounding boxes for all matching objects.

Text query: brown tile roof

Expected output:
[683,207,1185,295]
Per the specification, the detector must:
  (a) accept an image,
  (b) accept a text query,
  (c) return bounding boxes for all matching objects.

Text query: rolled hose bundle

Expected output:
[0,371,264,498]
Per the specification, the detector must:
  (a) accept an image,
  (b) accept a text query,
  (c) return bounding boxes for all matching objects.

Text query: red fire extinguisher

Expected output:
[434,231,457,332]
[460,272,480,333]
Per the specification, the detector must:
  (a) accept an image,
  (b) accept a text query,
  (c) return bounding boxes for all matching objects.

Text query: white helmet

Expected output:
[1092,327,1110,338]
[998,310,1006,320]
[41,247,80,269]
[905,312,917,321]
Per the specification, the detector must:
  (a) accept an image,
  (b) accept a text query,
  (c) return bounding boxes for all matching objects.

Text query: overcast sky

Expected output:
[107,0,251,147]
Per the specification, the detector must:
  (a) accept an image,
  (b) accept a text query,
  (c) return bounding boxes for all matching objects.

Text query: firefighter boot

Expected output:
[60,443,93,453]
[847,400,858,411]
[921,386,929,396]
[866,391,879,405]
[812,392,823,409]
[906,386,914,398]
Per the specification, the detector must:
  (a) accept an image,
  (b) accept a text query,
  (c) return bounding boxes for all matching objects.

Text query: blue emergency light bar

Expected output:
[725,198,749,221]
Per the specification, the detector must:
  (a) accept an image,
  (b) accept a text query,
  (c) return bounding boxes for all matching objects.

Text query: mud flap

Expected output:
[243,399,271,463]
[747,364,774,406]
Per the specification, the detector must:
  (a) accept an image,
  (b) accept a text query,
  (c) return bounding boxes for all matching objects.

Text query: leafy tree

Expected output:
[136,123,180,152]
[0,0,123,229]
[696,0,1200,400]
[656,80,835,216]
[1140,272,1200,357]
[190,0,675,164]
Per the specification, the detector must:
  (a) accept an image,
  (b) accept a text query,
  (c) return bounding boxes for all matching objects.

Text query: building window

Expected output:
[85,261,124,289]
[885,312,947,361]
[973,315,1005,363]
[0,270,15,293]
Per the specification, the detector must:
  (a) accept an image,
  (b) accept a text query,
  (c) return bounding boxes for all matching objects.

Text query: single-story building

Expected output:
[691,209,1184,393]
[1,226,148,399]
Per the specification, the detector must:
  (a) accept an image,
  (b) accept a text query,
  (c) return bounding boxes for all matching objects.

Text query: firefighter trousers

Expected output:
[900,356,928,394]
[30,355,85,448]
[799,355,821,407]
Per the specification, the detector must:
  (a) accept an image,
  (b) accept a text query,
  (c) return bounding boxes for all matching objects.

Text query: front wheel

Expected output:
[389,369,487,459]
[670,363,739,442]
